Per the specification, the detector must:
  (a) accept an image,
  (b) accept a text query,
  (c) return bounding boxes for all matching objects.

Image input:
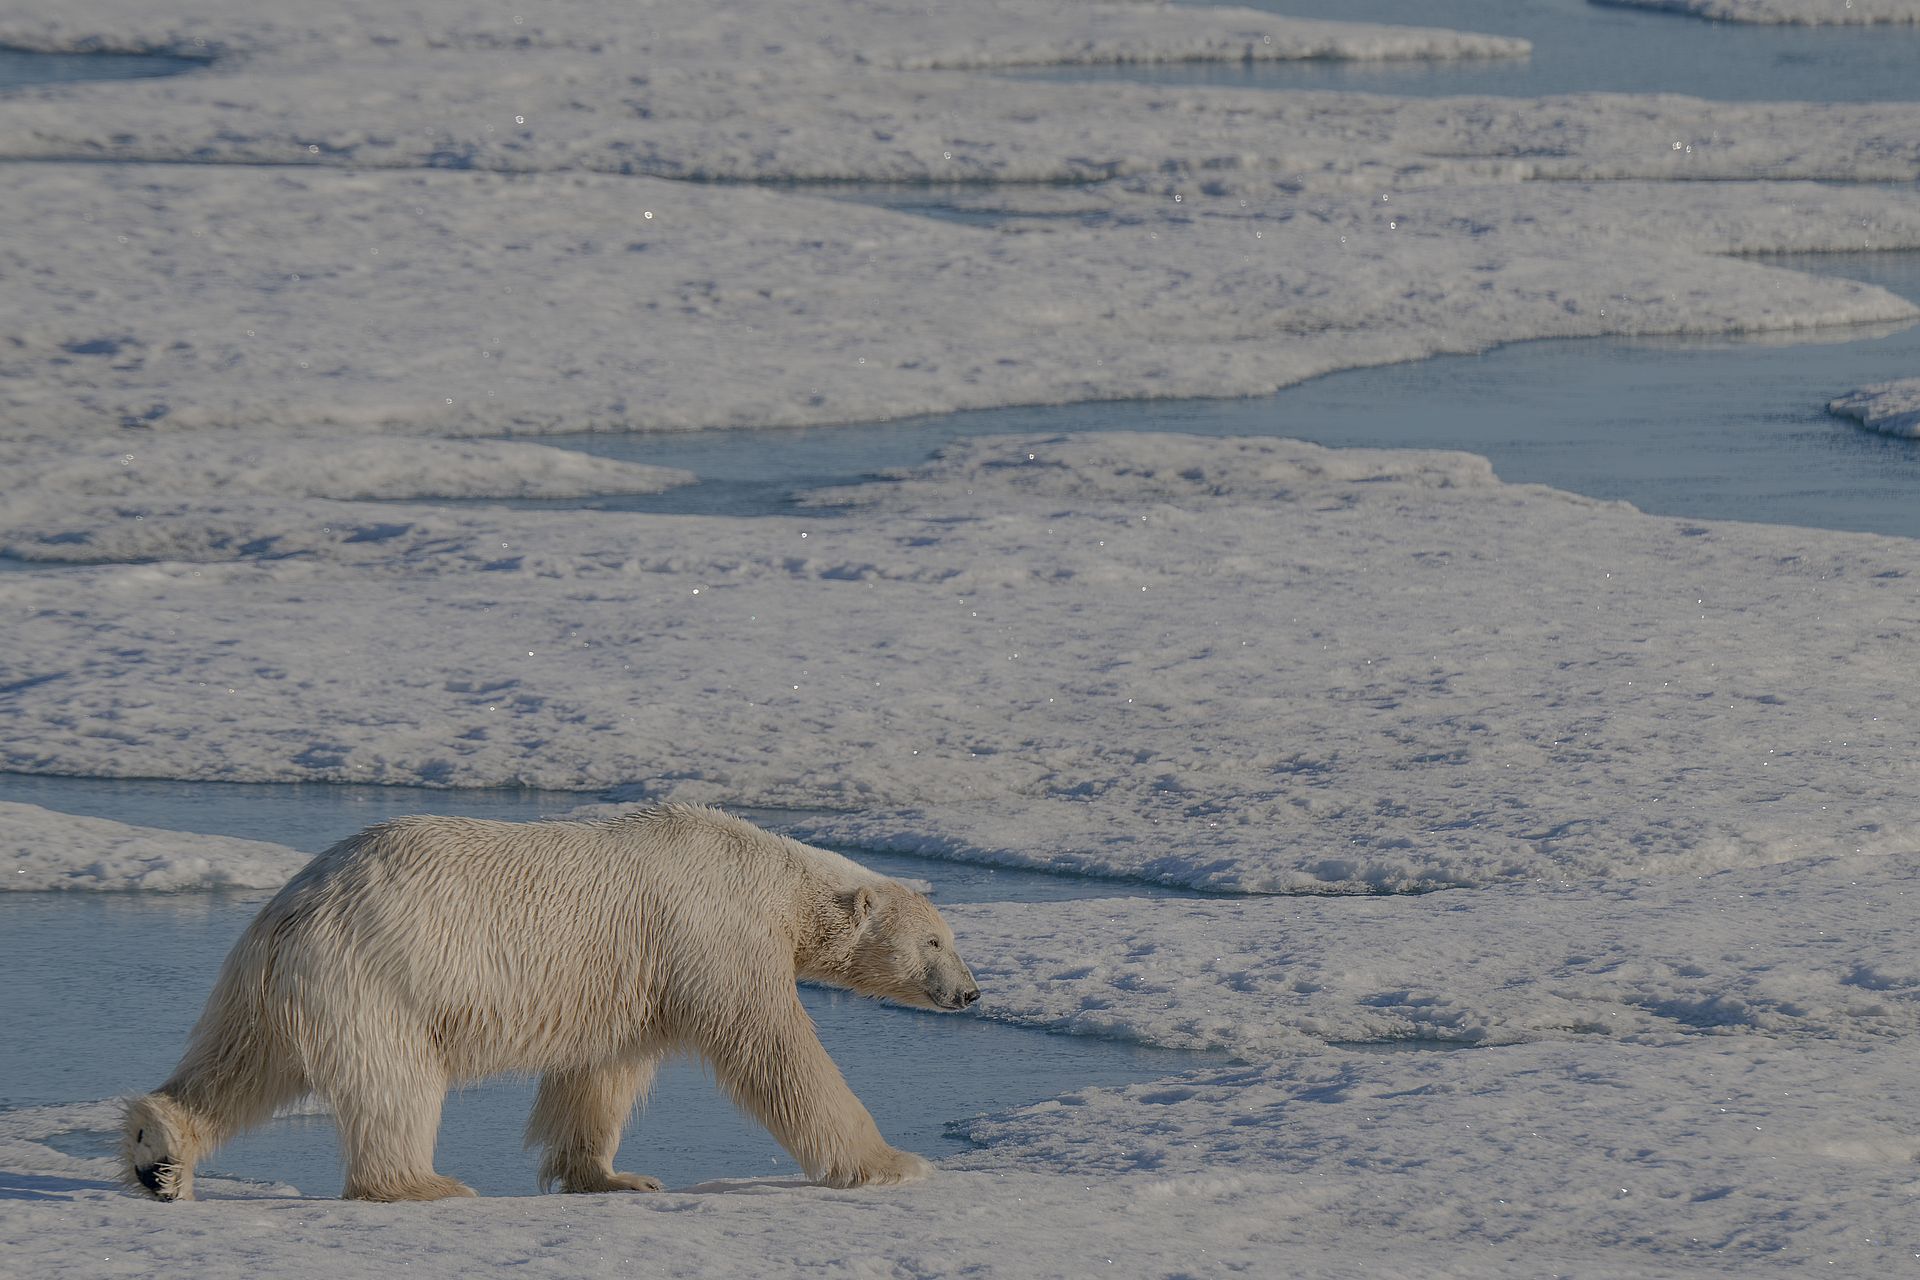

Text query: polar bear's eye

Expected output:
[927,938,942,949]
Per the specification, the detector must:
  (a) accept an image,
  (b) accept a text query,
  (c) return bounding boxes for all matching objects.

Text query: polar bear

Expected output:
[122,804,979,1201]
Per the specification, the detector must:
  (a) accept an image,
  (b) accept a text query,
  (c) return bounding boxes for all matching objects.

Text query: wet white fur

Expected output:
[122,804,977,1201]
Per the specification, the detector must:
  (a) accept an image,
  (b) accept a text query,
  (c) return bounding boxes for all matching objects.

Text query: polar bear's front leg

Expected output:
[526,1057,664,1193]
[707,993,932,1189]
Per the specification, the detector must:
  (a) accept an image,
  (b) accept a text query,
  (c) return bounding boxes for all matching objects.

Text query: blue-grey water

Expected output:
[788,3,1920,540]
[1021,0,1920,102]
[503,250,1920,540]
[0,49,202,91]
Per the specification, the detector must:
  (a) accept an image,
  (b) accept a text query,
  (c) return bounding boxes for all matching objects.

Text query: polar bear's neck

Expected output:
[637,804,887,974]
[776,839,895,983]
[787,838,889,895]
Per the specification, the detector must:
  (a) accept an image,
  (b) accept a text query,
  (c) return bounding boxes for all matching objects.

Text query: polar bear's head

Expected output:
[839,881,980,1012]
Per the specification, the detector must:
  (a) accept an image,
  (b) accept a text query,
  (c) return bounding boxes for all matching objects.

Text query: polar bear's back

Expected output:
[236,807,800,1080]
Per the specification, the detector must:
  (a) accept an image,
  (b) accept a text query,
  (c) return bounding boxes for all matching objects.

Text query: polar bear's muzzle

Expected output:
[928,958,981,1011]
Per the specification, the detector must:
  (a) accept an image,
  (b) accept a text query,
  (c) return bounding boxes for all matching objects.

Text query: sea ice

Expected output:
[3,165,1916,444]
[0,801,307,890]
[5,1005,1915,1274]
[4,0,1920,441]
[1594,0,1920,23]
[1,0,1917,1272]
[952,1035,1920,1270]
[946,853,1920,1053]
[1829,379,1920,437]
[5,433,1915,892]
[0,0,1530,64]
[0,436,692,501]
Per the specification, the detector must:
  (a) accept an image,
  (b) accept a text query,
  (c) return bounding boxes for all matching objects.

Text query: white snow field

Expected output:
[5,166,1920,445]
[4,0,1920,1273]
[6,433,1916,893]
[0,435,694,501]
[3,0,1920,440]
[1830,378,1920,437]
[949,852,1920,1052]
[1594,0,1920,24]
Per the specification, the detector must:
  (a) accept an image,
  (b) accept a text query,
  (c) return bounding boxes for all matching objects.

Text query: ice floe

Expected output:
[1595,0,1920,24]
[6,1030,1915,1274]
[4,166,1916,442]
[0,1106,1671,1279]
[1829,378,1920,437]
[951,1036,1920,1270]
[4,433,1915,892]
[0,436,692,501]
[1,801,307,890]
[3,0,1920,439]
[0,0,1530,64]
[947,853,1920,1052]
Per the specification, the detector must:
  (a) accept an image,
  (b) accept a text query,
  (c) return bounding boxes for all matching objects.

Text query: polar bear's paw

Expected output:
[562,1169,663,1194]
[825,1146,933,1188]
[345,1171,478,1202]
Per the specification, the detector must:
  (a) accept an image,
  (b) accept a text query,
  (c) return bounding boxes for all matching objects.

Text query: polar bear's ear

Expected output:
[847,886,878,925]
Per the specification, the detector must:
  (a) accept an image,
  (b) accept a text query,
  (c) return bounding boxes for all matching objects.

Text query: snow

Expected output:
[1829,379,1920,437]
[6,166,1917,446]
[0,436,692,501]
[7,849,1920,1272]
[1593,0,1920,24]
[20,58,1920,187]
[946,853,1920,1053]
[951,1037,1920,1270]
[0,0,1532,65]
[0,1107,1698,1279]
[6,433,1914,892]
[0,801,308,890]
[6,2,1920,441]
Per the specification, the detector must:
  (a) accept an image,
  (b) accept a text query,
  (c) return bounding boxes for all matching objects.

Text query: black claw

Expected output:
[135,1162,177,1200]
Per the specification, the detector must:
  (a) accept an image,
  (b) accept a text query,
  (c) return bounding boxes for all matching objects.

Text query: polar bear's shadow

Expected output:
[674,1176,826,1194]
[0,1170,114,1201]
[190,1178,817,1200]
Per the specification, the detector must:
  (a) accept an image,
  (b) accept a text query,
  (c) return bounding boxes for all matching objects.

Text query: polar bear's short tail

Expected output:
[122,1092,212,1202]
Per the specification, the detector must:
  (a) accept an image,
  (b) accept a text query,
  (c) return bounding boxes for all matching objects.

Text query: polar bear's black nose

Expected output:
[959,987,980,1006]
